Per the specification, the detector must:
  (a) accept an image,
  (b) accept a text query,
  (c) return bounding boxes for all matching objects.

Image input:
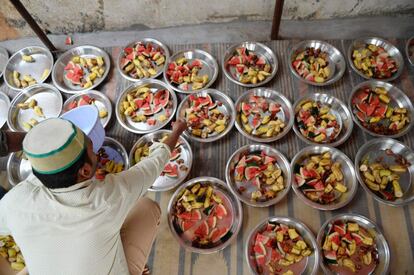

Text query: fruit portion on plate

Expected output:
[294,152,348,204]
[233,151,285,202]
[249,221,312,274]
[184,94,229,139]
[95,146,125,180]
[120,42,166,79]
[295,100,340,143]
[120,85,173,126]
[351,86,409,135]
[171,182,233,249]
[67,94,108,118]
[359,148,410,201]
[132,136,188,179]
[166,57,209,91]
[17,98,45,130]
[292,47,331,83]
[226,47,272,84]
[238,94,285,139]
[12,70,40,89]
[322,221,378,273]
[64,55,105,89]
[0,235,26,271]
[352,44,398,79]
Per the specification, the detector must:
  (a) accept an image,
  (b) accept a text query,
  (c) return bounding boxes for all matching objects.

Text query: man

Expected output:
[0,118,187,275]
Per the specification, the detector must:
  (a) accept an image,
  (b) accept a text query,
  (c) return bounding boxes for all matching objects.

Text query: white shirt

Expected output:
[0,142,170,275]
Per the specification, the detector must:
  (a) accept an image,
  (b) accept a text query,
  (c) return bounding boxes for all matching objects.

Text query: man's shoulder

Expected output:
[1,180,35,204]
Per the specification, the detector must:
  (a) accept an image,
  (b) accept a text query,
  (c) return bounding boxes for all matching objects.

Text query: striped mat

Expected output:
[1,39,413,275]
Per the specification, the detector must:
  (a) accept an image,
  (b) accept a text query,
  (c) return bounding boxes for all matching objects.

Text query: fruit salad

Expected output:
[295,100,340,143]
[67,94,108,118]
[17,98,45,131]
[238,94,285,139]
[292,47,331,83]
[64,55,105,89]
[183,94,229,139]
[95,147,125,180]
[171,182,232,249]
[249,221,312,274]
[0,235,25,271]
[166,57,209,91]
[233,151,285,202]
[132,136,188,179]
[294,152,348,204]
[352,44,398,79]
[359,149,410,201]
[120,85,173,126]
[351,86,410,135]
[322,221,378,274]
[120,42,166,79]
[226,47,272,84]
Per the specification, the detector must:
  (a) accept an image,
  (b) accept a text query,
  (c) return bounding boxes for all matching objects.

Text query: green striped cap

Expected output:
[23,118,86,174]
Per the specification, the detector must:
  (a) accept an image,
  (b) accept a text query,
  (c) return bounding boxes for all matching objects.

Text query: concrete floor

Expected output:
[0,16,413,51]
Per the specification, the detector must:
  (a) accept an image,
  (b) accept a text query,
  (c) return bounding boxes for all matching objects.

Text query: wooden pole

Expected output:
[271,0,285,40]
[9,0,57,52]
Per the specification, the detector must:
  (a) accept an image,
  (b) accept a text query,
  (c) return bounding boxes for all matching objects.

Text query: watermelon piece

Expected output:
[356,102,368,113]
[228,56,241,65]
[365,104,376,116]
[356,111,366,122]
[166,164,178,178]
[215,204,227,219]
[194,221,209,238]
[369,94,380,106]
[64,61,75,71]
[178,209,202,220]
[251,116,261,128]
[241,102,252,116]
[333,224,346,236]
[163,163,174,173]
[70,74,82,85]
[342,233,353,244]
[351,233,363,245]
[144,108,155,116]
[152,105,162,114]
[154,89,170,108]
[264,156,275,165]
[170,149,181,161]
[134,98,145,108]
[147,118,156,126]
[255,233,270,246]
[253,242,267,255]
[191,59,202,67]
[65,36,73,45]
[271,249,282,261]
[126,52,136,61]
[77,97,90,106]
[373,104,387,117]
[295,174,306,187]
[141,102,151,111]
[255,254,266,266]
[245,155,261,163]
[329,232,341,247]
[256,56,266,65]
[68,101,77,110]
[235,164,245,177]
[207,215,217,229]
[145,93,153,104]
[324,250,338,265]
[181,220,196,232]
[235,64,245,74]
[245,166,261,180]
[209,228,220,242]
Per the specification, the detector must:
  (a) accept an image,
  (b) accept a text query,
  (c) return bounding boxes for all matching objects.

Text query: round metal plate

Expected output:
[7,83,63,132]
[406,36,414,66]
[225,144,291,207]
[234,88,294,143]
[168,176,243,254]
[0,47,9,79]
[176,89,235,142]
[289,40,346,86]
[4,46,53,92]
[7,151,33,186]
[246,216,320,275]
[63,90,112,128]
[348,80,414,138]
[317,214,390,275]
[117,38,170,81]
[355,138,414,206]
[222,41,278,87]
[129,130,192,191]
[293,93,353,147]
[290,145,358,210]
[163,49,218,94]
[348,37,404,82]
[52,45,111,94]
[0,91,10,129]
[116,79,177,134]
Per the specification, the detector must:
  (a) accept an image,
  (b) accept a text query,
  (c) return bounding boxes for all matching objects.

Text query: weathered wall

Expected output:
[1,0,413,41]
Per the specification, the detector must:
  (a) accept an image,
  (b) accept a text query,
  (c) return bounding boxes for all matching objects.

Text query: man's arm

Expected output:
[108,120,187,199]
[0,131,26,157]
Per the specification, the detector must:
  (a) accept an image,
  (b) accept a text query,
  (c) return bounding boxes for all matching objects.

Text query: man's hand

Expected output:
[163,120,187,152]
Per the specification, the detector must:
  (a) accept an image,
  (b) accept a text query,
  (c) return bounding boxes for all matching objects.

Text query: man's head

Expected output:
[23,118,97,189]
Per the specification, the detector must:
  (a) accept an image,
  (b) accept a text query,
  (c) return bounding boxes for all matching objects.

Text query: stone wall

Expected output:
[1,0,413,41]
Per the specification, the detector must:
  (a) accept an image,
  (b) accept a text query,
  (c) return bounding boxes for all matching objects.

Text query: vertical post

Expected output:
[271,0,285,40]
[9,0,57,52]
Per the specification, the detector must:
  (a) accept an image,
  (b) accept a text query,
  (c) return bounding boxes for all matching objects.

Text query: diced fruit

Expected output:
[215,204,227,219]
